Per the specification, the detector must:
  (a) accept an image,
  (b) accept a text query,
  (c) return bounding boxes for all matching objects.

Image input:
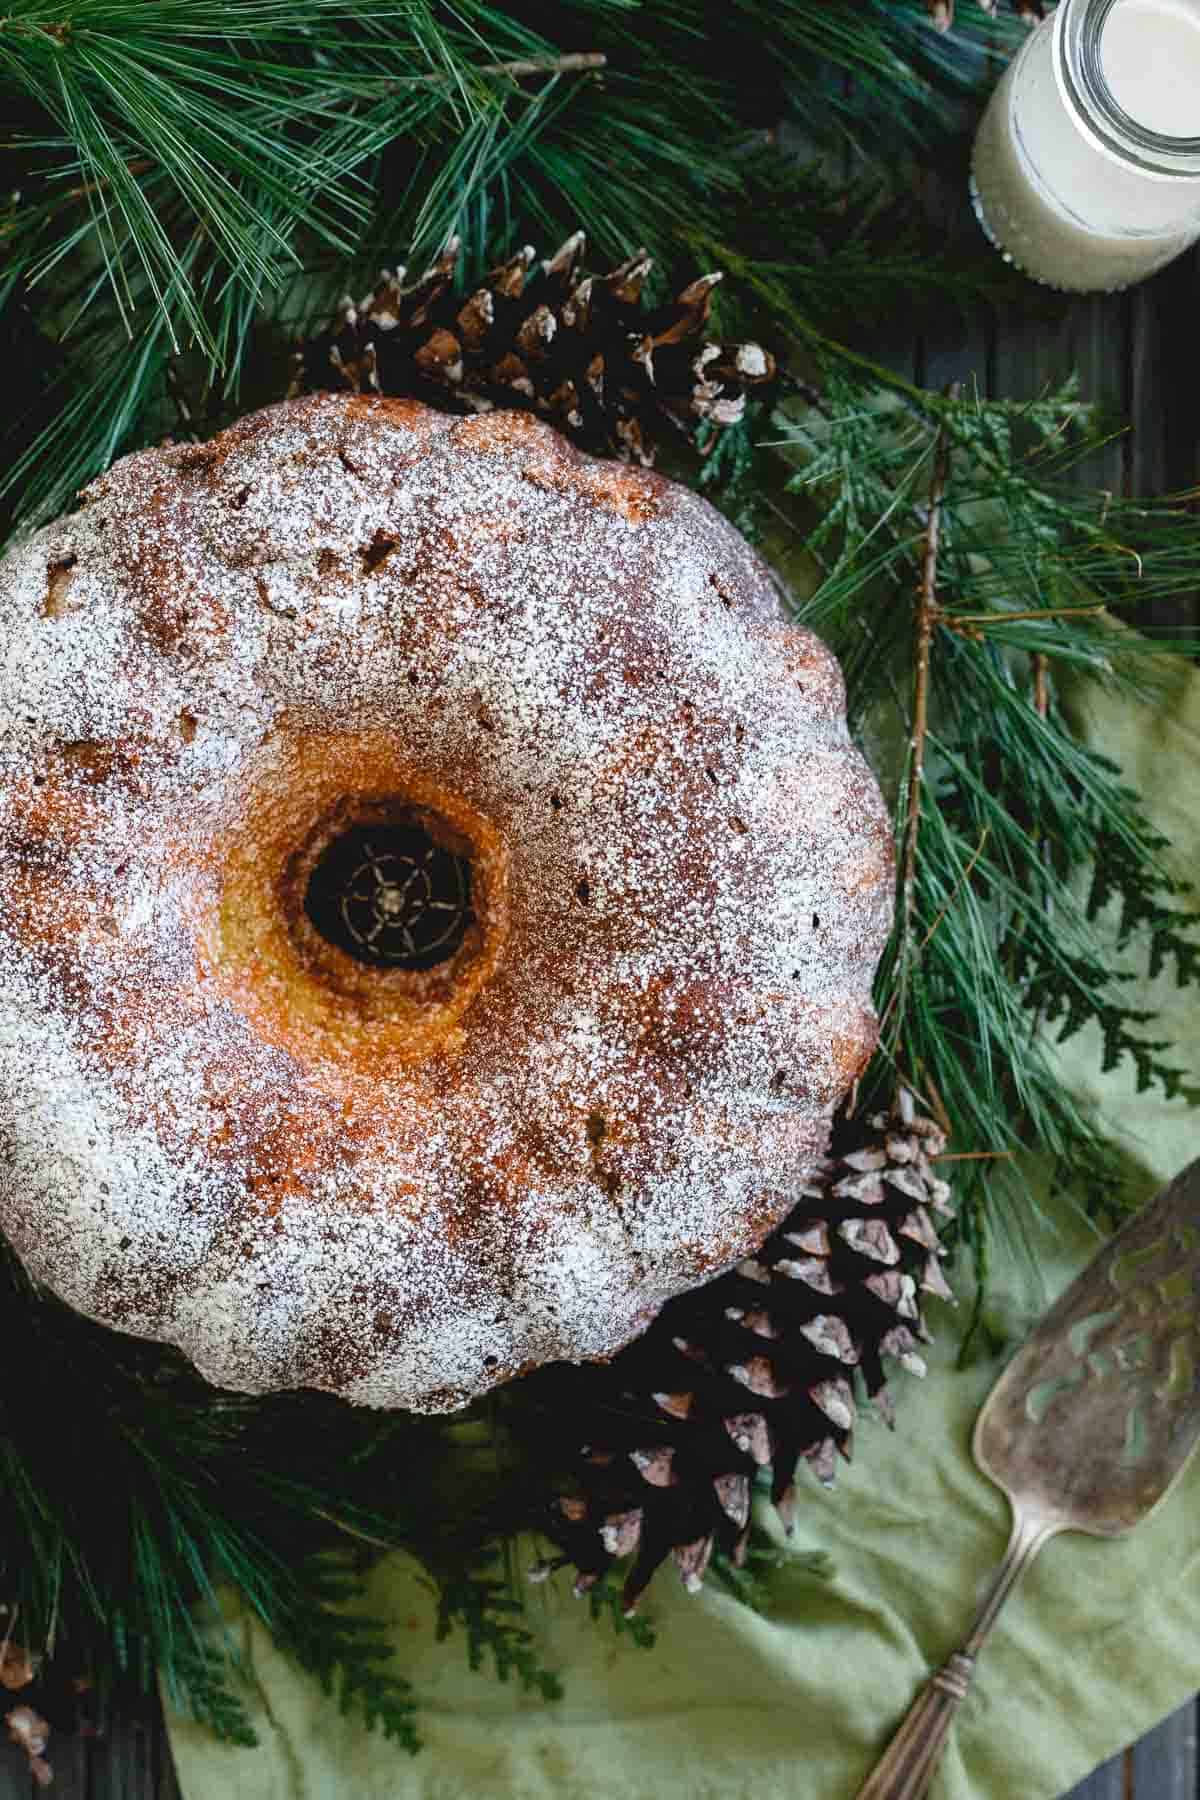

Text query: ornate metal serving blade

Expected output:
[974,1154,1200,1537]
[856,1154,1200,1800]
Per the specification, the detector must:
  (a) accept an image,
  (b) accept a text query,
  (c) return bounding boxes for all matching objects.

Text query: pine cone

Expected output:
[531,1091,954,1613]
[290,234,776,466]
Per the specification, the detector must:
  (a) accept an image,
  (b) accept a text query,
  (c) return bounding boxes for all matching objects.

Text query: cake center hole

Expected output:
[304,821,473,970]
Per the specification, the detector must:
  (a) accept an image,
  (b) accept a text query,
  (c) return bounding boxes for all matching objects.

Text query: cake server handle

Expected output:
[853,1509,1057,1800]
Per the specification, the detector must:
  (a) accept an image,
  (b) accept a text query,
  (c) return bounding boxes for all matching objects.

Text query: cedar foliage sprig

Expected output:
[276,1557,422,1752]
[0,0,626,528]
[170,1644,258,1748]
[585,1575,657,1649]
[708,1541,834,1613]
[435,1560,564,1701]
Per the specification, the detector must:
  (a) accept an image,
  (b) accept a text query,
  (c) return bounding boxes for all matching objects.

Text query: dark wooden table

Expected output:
[1,186,1195,1800]
[1073,1703,1199,1799]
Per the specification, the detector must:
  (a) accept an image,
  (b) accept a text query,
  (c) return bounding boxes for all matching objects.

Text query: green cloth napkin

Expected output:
[164,657,1200,1800]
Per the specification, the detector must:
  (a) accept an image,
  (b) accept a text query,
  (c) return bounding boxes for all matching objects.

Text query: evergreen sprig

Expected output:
[0,1,626,343]
[723,374,1200,1256]
[435,1560,564,1702]
[0,0,625,528]
[169,1643,258,1748]
[278,1555,421,1751]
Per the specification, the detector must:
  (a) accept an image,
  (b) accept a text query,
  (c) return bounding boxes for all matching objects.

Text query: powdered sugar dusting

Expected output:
[0,394,892,1412]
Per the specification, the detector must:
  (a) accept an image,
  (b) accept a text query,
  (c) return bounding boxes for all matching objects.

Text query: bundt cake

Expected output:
[0,393,892,1412]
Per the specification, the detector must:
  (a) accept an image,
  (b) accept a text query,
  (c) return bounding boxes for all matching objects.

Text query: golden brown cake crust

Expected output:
[0,394,892,1411]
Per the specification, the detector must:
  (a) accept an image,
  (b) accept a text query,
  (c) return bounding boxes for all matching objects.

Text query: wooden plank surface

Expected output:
[1066,1699,1199,1799]
[1067,1747,1126,1800]
[0,1703,183,1798]
[1128,1701,1199,1799]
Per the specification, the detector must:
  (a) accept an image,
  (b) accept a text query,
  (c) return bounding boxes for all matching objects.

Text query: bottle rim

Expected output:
[1054,0,1200,178]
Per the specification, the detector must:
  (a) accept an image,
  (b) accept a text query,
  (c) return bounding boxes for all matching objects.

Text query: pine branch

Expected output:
[0,2,620,361]
[719,376,1200,1257]
[0,3,1038,539]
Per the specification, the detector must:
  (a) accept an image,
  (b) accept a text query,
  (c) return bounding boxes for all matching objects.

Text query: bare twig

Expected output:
[0,17,69,41]
[378,52,606,95]
[892,384,958,1074]
[943,603,1107,634]
[463,51,605,80]
[919,824,991,952]
[934,1149,1015,1163]
[0,20,605,77]
[60,158,152,206]
[309,1507,399,1553]
[916,1068,954,1136]
[1024,652,1054,1040]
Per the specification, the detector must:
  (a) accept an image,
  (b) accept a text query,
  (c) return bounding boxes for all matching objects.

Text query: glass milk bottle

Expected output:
[971,0,1200,292]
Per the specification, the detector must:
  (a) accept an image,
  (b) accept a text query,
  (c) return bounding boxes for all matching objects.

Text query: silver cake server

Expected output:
[855,1153,1200,1800]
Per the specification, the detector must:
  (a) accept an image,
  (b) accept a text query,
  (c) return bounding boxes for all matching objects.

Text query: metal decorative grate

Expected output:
[304,822,472,970]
